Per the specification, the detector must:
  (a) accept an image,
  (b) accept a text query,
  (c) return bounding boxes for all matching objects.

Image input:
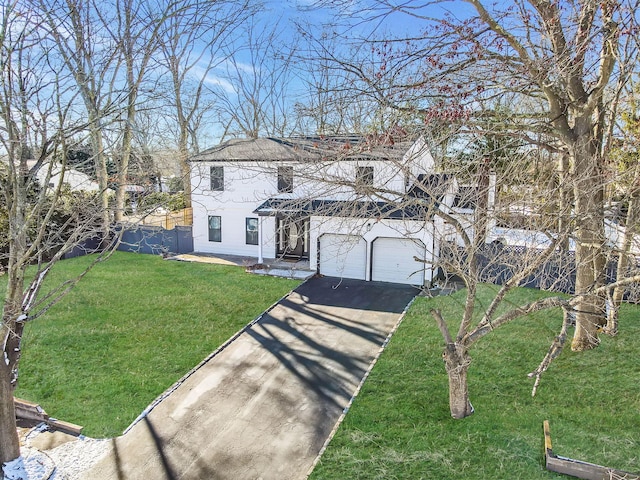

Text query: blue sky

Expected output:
[169,0,530,145]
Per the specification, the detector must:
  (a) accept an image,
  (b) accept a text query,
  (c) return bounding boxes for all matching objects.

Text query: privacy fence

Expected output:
[63,224,194,259]
[117,225,193,255]
[441,242,640,302]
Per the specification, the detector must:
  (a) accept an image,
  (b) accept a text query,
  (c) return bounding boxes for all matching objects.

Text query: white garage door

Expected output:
[319,234,366,280]
[372,237,426,285]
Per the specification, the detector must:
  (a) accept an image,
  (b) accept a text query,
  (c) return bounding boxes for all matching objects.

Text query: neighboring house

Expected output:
[487,220,640,257]
[1,159,102,192]
[32,161,103,192]
[189,135,459,286]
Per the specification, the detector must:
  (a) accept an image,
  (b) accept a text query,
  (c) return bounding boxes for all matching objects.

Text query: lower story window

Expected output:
[246,217,259,245]
[208,215,221,242]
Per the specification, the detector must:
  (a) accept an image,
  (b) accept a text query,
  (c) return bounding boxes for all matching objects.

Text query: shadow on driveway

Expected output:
[82,277,418,480]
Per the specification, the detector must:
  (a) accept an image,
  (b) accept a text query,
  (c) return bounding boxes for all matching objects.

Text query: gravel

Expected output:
[46,437,111,479]
[4,428,112,480]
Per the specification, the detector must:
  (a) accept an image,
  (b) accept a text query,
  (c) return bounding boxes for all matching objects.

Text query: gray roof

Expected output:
[253,198,435,221]
[190,136,413,163]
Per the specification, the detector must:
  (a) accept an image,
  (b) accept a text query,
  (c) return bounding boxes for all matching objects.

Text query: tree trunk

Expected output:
[474,157,491,244]
[607,193,640,334]
[557,153,571,251]
[571,121,605,351]
[114,118,133,223]
[179,124,193,209]
[0,261,22,468]
[0,203,26,468]
[89,119,111,238]
[0,361,19,469]
[443,343,474,419]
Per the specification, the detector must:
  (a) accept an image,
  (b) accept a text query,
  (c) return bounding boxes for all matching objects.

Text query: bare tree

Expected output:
[211,17,298,140]
[157,0,255,207]
[464,0,620,352]
[294,31,382,135]
[106,0,198,221]
[296,0,640,418]
[605,80,640,333]
[39,0,122,236]
[0,3,119,472]
[270,128,640,422]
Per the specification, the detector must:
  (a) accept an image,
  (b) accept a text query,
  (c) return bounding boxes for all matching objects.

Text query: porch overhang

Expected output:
[253,198,311,217]
[253,197,434,221]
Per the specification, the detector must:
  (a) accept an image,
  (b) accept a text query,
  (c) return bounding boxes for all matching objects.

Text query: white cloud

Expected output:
[189,64,236,93]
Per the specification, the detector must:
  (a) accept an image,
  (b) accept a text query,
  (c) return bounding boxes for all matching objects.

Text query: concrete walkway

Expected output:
[81,277,418,480]
[172,253,315,280]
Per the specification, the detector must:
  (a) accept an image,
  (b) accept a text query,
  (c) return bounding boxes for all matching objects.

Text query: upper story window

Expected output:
[278,166,293,193]
[210,166,224,191]
[356,166,374,187]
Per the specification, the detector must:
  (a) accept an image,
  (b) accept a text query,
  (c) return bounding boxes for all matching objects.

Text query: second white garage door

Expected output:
[319,234,366,280]
[371,237,426,285]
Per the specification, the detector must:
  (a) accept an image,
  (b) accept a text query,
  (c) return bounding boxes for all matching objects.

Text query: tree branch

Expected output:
[528,305,571,396]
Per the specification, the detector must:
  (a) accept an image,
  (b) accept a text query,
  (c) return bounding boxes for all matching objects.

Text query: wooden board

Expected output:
[14,397,83,436]
[544,420,639,480]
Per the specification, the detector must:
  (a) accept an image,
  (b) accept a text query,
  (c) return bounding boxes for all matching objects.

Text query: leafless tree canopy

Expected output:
[291,0,640,418]
[0,0,255,470]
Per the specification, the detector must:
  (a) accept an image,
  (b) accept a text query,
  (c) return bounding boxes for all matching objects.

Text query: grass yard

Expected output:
[5,252,300,438]
[310,285,640,480]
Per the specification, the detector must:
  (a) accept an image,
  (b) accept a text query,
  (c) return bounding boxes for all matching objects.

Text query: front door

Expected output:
[277,217,309,259]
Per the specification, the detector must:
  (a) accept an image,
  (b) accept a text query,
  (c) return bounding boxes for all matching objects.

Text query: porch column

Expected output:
[258,216,264,264]
[365,240,372,282]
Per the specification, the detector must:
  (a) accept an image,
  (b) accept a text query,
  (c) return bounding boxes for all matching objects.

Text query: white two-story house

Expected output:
[189,135,458,286]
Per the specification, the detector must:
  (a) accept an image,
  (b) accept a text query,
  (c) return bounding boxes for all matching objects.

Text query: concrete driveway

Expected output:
[82,277,418,480]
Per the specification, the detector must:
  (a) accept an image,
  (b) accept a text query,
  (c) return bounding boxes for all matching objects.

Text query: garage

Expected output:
[319,234,366,280]
[371,237,426,285]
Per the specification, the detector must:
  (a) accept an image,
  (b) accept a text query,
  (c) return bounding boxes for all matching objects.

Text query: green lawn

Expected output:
[5,256,639,477]
[310,285,640,480]
[7,252,300,437]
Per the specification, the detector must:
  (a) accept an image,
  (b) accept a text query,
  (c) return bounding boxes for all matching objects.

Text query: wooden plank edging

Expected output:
[543,420,639,480]
[14,397,83,436]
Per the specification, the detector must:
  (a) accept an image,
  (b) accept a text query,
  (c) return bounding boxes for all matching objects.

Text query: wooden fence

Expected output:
[134,207,193,230]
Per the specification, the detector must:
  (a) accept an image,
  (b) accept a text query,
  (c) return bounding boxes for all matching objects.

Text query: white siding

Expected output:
[190,158,412,257]
[188,137,443,270]
[287,160,409,201]
[191,162,279,257]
